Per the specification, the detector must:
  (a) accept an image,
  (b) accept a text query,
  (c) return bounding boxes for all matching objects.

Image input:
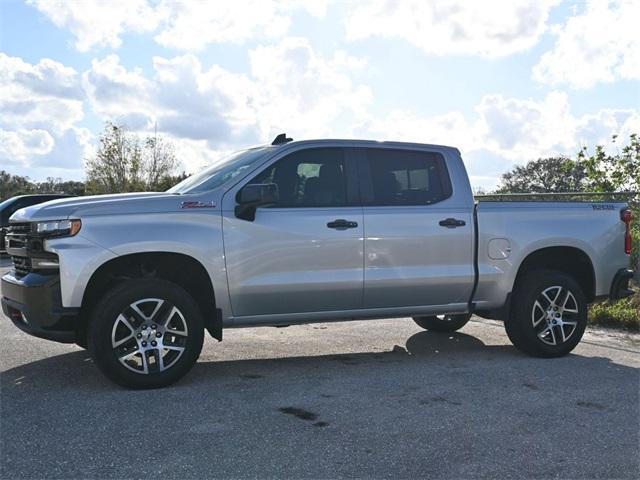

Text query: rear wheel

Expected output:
[412,314,471,332]
[88,278,204,389]
[505,269,587,357]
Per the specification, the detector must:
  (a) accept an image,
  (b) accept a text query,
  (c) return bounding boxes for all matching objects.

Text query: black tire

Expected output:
[505,269,587,357]
[412,314,472,332]
[87,278,204,389]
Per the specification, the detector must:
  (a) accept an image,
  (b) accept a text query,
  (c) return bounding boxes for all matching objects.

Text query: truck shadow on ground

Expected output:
[0,329,634,395]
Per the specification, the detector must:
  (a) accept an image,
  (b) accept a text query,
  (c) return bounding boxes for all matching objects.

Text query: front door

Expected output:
[222,147,364,317]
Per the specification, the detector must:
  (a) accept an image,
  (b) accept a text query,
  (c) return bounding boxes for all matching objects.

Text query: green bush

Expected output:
[589,285,639,331]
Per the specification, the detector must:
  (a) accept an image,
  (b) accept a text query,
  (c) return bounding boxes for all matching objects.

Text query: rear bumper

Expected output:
[609,268,634,301]
[1,271,78,343]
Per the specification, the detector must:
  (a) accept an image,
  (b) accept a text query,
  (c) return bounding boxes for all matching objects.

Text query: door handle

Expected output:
[327,219,358,229]
[439,218,466,228]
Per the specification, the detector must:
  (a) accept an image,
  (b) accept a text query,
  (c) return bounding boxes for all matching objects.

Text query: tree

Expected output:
[153,171,189,191]
[35,177,85,196]
[85,122,143,194]
[495,156,587,193]
[144,128,178,191]
[578,133,640,193]
[85,122,180,194]
[0,171,35,200]
[1,172,88,201]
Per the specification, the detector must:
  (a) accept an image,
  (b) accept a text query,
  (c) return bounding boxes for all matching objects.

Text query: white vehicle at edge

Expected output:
[1,135,634,388]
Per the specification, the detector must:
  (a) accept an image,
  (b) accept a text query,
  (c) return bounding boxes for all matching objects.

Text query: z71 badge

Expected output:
[180,201,216,209]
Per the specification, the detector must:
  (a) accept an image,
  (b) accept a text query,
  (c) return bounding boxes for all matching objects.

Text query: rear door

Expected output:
[359,147,475,310]
[222,147,364,317]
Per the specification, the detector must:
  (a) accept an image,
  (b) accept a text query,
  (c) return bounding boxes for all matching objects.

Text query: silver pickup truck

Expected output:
[2,136,634,388]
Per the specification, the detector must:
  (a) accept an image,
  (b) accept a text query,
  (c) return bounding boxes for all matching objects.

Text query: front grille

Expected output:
[6,222,33,251]
[7,223,32,234]
[11,256,32,278]
[6,223,56,278]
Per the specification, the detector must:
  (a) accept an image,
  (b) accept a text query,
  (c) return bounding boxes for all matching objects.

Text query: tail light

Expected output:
[621,208,632,255]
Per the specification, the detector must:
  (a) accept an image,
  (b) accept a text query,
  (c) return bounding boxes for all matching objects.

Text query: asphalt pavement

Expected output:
[1,258,639,479]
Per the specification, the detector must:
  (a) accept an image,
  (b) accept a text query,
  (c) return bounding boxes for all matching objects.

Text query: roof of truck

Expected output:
[269,137,461,154]
[268,132,459,152]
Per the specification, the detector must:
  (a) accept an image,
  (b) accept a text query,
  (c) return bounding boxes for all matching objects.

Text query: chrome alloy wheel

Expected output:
[111,298,189,374]
[531,286,579,346]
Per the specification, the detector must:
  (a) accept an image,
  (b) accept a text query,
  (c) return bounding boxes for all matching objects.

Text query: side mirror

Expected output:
[235,183,279,221]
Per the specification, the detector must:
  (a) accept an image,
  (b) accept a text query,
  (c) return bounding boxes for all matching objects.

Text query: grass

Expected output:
[589,281,639,332]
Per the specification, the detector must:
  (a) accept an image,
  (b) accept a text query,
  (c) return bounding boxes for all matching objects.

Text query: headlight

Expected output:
[35,219,82,238]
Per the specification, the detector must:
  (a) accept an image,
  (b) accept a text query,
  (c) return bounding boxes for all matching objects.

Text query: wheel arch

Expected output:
[77,252,221,345]
[513,246,596,302]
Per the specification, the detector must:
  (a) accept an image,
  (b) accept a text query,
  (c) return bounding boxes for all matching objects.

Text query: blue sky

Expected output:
[1,0,638,189]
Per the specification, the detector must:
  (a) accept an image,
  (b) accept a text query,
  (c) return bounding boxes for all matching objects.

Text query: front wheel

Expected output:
[412,314,471,332]
[88,278,204,389]
[505,270,587,357]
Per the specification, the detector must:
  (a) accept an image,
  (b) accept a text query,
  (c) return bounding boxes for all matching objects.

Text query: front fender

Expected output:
[46,234,118,308]
[59,212,231,317]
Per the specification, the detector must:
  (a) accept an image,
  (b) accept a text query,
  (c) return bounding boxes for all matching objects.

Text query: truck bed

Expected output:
[472,197,630,312]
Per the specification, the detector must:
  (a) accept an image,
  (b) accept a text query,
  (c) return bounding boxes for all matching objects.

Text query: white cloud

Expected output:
[152,55,259,142]
[27,0,159,51]
[170,137,236,175]
[352,110,476,151]
[0,53,83,133]
[354,93,583,164]
[82,55,151,121]
[0,53,91,171]
[0,129,55,160]
[28,0,328,52]
[153,1,287,50]
[533,0,640,88]
[574,109,640,148]
[31,126,93,171]
[346,0,558,58]
[248,37,372,138]
[357,91,639,189]
[474,91,577,161]
[475,92,640,162]
[154,0,327,51]
[83,53,260,150]
[81,38,371,171]
[6,57,83,100]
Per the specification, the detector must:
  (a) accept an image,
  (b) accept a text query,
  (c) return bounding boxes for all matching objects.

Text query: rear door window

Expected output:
[364,149,452,206]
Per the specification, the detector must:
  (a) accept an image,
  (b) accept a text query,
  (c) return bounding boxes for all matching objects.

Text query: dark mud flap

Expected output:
[610,269,634,301]
[205,308,223,341]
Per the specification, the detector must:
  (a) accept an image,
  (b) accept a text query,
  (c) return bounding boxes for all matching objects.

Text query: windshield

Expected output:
[168,147,273,194]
